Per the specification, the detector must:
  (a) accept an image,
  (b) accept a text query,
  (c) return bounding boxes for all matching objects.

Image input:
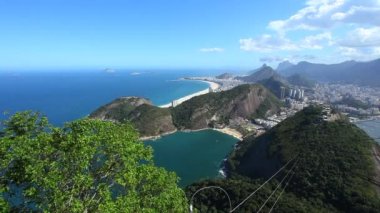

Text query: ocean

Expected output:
[0,70,215,125]
[0,70,240,188]
[2,70,379,189]
[355,119,380,144]
[145,130,239,187]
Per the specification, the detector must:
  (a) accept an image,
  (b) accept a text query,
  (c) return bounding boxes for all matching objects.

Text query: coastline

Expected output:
[212,127,243,140]
[139,130,177,141]
[353,116,380,123]
[140,127,243,141]
[159,79,221,108]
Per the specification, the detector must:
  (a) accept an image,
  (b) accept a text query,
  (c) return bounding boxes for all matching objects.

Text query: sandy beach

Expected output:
[159,79,220,108]
[213,127,243,140]
[141,127,243,141]
[140,130,178,141]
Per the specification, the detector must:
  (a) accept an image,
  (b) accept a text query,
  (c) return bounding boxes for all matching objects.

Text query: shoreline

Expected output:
[212,127,243,140]
[139,129,177,141]
[353,116,380,123]
[140,127,243,141]
[158,79,221,108]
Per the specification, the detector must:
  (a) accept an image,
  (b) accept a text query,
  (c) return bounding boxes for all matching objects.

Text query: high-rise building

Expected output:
[289,89,294,98]
[280,87,285,99]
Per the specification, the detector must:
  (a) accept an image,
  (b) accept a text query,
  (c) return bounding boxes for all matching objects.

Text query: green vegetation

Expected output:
[287,73,316,88]
[172,84,251,128]
[251,96,278,119]
[127,104,176,136]
[89,98,176,137]
[187,106,380,212]
[171,84,281,129]
[91,84,282,137]
[258,76,288,99]
[186,178,330,212]
[335,96,370,109]
[0,111,187,212]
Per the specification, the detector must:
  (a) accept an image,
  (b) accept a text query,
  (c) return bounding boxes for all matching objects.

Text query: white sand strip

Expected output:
[213,127,243,140]
[159,80,221,108]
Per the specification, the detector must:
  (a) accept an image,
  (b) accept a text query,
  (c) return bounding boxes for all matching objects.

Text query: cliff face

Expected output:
[90,84,281,137]
[171,84,281,130]
[89,97,176,137]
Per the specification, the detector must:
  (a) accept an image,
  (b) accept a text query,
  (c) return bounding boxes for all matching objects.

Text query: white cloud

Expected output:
[331,6,380,25]
[336,27,380,61]
[240,32,332,52]
[300,32,333,49]
[259,55,317,63]
[239,35,299,52]
[338,27,380,47]
[259,56,286,63]
[240,0,380,62]
[338,46,380,61]
[268,0,380,33]
[199,47,224,53]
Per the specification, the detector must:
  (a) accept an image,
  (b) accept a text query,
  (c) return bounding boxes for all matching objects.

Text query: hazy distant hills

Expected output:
[287,73,316,88]
[216,72,234,79]
[276,60,295,72]
[278,58,380,87]
[237,64,288,84]
[235,64,315,99]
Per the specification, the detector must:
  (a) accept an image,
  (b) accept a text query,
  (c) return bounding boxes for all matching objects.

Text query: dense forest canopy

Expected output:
[0,111,187,212]
[187,106,380,212]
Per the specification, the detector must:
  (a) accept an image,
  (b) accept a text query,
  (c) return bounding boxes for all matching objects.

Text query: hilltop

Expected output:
[186,106,380,212]
[90,84,282,138]
[89,97,176,137]
[237,64,287,84]
[278,58,380,87]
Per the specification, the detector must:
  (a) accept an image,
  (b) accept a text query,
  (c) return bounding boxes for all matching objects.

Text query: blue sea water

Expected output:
[0,70,215,125]
[355,119,380,144]
[0,69,241,204]
[145,130,239,187]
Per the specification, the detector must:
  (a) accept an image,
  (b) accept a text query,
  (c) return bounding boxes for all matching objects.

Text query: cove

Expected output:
[144,130,239,187]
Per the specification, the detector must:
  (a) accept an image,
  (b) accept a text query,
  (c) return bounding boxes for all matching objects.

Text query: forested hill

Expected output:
[90,84,282,137]
[171,84,281,130]
[186,106,380,212]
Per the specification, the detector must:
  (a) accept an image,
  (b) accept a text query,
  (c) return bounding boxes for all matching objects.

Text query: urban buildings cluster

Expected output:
[312,83,380,116]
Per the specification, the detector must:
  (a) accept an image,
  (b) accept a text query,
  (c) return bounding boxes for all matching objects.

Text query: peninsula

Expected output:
[89,84,282,140]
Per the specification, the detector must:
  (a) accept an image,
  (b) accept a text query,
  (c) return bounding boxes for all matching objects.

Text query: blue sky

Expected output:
[0,0,379,70]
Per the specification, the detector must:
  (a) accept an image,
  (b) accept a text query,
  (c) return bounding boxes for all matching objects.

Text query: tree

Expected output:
[0,111,187,212]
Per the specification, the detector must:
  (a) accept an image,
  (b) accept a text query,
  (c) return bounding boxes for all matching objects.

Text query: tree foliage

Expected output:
[0,111,187,212]
[188,106,380,212]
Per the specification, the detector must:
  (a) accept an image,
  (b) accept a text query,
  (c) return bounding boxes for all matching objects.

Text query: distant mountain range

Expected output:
[234,64,314,99]
[237,64,287,84]
[277,58,380,87]
[216,72,234,79]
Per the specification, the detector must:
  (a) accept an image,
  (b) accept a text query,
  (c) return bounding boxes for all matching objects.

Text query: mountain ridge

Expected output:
[279,58,380,86]
[89,84,282,138]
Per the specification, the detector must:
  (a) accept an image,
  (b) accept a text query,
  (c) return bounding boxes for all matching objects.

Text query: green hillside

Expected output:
[91,84,282,137]
[187,106,380,212]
